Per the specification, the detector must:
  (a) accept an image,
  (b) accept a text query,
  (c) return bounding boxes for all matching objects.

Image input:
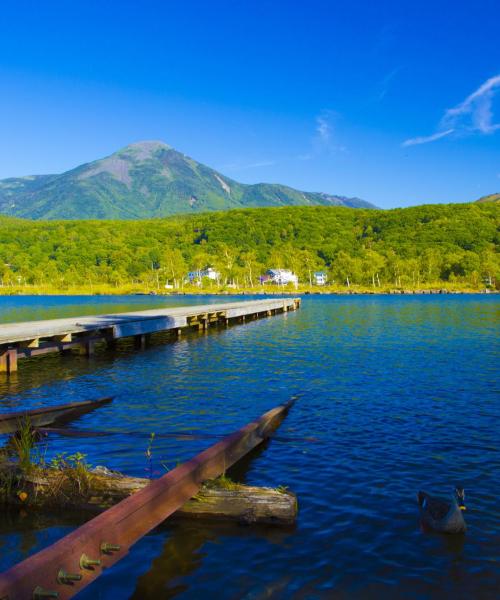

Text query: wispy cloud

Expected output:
[402,74,500,147]
[442,74,500,134]
[312,110,347,153]
[376,67,401,102]
[316,114,332,143]
[402,129,455,147]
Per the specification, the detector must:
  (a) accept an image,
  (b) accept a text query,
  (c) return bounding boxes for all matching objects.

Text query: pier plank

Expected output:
[0,299,299,345]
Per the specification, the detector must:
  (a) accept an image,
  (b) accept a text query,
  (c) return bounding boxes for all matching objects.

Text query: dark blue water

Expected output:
[0,295,499,599]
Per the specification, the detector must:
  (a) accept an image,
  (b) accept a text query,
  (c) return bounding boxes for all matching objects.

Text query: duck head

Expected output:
[455,487,466,511]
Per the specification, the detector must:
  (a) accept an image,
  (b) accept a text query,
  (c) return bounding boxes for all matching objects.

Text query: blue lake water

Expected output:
[0,294,499,599]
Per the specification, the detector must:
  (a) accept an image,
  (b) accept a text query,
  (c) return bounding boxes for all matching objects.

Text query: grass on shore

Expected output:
[0,281,494,296]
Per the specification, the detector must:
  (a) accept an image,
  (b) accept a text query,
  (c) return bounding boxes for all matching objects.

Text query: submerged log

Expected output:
[0,464,297,525]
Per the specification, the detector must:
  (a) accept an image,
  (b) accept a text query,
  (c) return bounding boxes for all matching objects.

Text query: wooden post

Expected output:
[0,349,7,373]
[0,348,17,374]
[134,335,146,350]
[7,349,17,373]
[79,340,95,356]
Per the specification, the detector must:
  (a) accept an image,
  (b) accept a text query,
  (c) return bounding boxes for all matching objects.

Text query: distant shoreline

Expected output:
[0,286,497,297]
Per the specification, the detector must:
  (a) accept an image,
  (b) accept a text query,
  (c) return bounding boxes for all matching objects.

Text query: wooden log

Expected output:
[178,484,297,525]
[0,465,297,525]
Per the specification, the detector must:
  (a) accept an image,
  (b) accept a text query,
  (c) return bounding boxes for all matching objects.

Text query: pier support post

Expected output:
[134,334,147,350]
[79,340,95,357]
[0,348,17,374]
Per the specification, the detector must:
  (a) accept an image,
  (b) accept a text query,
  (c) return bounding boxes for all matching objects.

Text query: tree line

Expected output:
[0,203,498,291]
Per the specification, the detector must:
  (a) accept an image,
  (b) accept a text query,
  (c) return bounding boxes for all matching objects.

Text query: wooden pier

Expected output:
[0,298,300,374]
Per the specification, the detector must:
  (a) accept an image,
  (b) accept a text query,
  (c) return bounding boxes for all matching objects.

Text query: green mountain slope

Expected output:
[0,141,375,220]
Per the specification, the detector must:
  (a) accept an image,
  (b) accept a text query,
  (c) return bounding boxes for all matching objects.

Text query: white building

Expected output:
[313,271,328,285]
[261,269,298,286]
[186,267,221,284]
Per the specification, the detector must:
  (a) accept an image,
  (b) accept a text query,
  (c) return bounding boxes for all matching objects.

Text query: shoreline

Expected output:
[0,286,497,297]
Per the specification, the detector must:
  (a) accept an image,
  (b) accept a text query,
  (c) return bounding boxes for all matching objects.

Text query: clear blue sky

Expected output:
[0,0,499,208]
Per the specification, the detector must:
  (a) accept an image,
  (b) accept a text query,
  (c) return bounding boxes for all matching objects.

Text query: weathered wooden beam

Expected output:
[0,399,295,599]
[0,397,113,435]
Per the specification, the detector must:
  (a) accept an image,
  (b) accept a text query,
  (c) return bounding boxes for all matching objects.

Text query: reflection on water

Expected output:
[0,294,499,599]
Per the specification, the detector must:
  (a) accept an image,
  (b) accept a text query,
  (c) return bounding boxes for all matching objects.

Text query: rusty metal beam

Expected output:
[0,399,295,599]
[0,397,114,435]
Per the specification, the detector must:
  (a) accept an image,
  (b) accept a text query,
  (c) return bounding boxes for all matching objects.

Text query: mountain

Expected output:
[0,141,376,219]
[476,193,500,204]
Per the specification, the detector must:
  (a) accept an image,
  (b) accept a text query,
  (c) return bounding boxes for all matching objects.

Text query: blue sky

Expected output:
[0,0,499,208]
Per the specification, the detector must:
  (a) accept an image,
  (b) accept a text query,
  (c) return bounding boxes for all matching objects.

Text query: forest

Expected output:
[0,203,498,292]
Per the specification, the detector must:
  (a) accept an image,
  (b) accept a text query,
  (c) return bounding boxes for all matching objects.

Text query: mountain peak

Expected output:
[0,141,376,219]
[117,140,172,159]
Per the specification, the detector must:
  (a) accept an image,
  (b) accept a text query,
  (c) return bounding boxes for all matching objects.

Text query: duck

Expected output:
[417,487,467,534]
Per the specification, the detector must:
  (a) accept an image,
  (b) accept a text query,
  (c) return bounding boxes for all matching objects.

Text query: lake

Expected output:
[0,294,498,599]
